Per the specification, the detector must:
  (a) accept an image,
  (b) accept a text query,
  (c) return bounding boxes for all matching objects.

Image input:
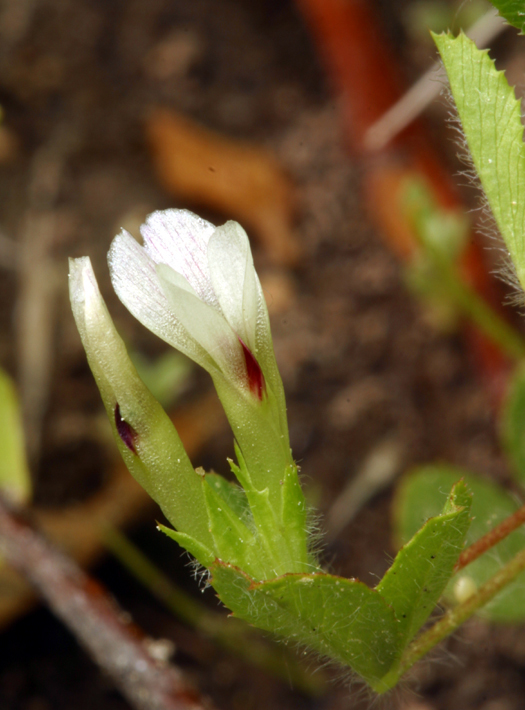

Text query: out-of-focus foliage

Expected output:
[0,369,31,504]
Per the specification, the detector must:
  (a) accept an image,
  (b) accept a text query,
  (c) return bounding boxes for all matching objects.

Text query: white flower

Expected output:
[108,209,270,399]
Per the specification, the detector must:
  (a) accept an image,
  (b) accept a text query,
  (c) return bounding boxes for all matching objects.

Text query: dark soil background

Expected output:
[0,0,524,708]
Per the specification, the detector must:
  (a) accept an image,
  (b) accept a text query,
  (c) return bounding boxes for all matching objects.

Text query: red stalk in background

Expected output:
[295,0,513,408]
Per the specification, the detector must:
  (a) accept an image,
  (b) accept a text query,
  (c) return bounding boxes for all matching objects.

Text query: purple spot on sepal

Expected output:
[115,404,137,453]
[239,338,265,400]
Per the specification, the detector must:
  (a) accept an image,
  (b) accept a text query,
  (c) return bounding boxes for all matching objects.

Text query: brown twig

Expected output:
[454,502,525,573]
[0,493,214,710]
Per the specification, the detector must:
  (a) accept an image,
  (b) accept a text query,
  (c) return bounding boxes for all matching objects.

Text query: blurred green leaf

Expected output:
[130,350,192,408]
[377,480,471,646]
[402,177,470,261]
[501,363,525,486]
[394,465,525,621]
[0,369,31,504]
[406,0,491,42]
[486,0,525,32]
[402,173,525,359]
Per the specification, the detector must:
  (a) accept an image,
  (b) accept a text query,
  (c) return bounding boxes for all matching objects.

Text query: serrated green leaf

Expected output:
[377,480,471,646]
[487,0,525,33]
[434,32,525,290]
[394,465,525,621]
[501,362,525,485]
[0,369,31,504]
[211,562,401,689]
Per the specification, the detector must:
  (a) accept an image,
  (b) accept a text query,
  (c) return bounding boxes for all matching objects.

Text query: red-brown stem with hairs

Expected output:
[454,502,525,573]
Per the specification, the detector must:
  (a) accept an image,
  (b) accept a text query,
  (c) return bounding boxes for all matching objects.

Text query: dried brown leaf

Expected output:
[146,108,300,265]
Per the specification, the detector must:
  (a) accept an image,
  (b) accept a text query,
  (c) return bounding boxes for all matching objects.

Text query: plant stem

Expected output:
[103,525,325,696]
[455,501,525,572]
[380,546,525,691]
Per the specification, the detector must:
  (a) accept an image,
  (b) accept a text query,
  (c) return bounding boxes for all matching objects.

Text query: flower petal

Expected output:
[108,230,216,373]
[156,263,245,381]
[207,221,259,352]
[140,209,219,308]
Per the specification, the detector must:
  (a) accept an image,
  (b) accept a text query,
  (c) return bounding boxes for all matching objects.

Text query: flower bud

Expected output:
[68,256,213,551]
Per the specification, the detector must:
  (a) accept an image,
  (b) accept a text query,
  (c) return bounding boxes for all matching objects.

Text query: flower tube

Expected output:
[108,210,292,503]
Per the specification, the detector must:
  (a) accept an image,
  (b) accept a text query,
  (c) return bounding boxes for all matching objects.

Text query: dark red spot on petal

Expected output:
[115,403,137,454]
[239,338,265,400]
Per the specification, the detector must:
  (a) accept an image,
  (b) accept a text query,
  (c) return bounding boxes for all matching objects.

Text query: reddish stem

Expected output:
[295,0,514,410]
[454,502,525,573]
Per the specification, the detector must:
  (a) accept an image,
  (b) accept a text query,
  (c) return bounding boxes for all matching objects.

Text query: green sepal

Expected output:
[281,463,311,570]
[210,561,402,690]
[158,525,215,568]
[205,472,250,522]
[203,477,266,578]
[228,443,254,491]
[230,445,310,575]
[213,375,294,513]
[377,480,471,646]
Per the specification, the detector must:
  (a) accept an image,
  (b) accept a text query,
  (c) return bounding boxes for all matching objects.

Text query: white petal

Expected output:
[108,230,216,373]
[207,221,259,352]
[156,265,199,296]
[69,256,104,344]
[156,263,245,379]
[140,209,219,308]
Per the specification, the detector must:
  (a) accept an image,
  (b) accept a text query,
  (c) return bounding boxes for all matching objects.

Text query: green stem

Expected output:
[379,546,525,691]
[433,250,525,361]
[102,525,325,696]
